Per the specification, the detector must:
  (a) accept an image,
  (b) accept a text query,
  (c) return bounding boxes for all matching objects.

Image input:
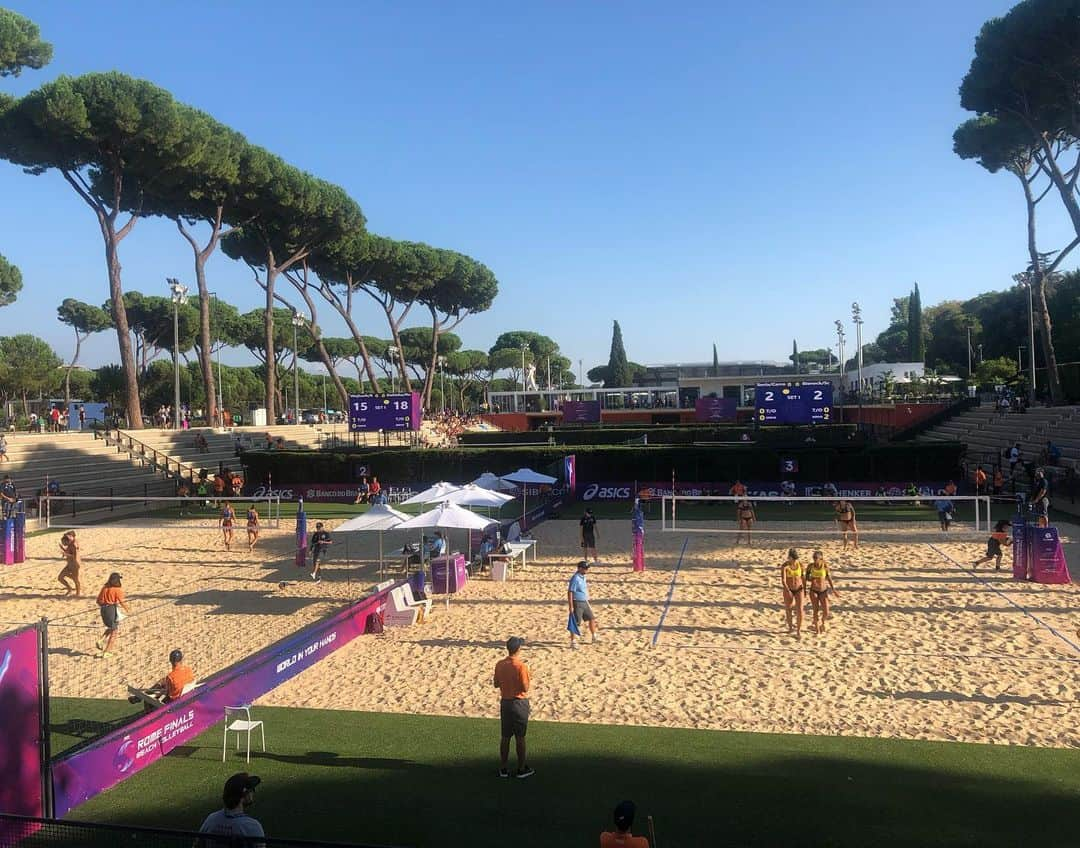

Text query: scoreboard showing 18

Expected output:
[754,381,833,424]
[348,392,422,432]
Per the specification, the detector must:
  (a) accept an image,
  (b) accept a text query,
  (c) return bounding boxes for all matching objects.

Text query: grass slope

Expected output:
[56,699,1080,848]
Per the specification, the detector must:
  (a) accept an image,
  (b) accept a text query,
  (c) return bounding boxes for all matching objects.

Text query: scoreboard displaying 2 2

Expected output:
[755,381,833,424]
[348,392,422,432]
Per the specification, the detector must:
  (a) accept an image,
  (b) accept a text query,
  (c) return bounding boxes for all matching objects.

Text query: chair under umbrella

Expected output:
[471,472,518,492]
[400,481,462,507]
[396,501,497,607]
[501,467,558,528]
[335,503,411,577]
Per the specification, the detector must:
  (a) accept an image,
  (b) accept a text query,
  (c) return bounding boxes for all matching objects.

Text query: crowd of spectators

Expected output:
[422,410,491,446]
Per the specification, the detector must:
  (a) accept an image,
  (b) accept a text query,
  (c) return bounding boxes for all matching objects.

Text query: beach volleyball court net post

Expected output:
[661,494,993,542]
[40,494,282,530]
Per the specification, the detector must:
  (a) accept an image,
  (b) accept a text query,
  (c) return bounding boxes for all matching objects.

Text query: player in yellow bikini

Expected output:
[779,548,805,639]
[806,550,838,634]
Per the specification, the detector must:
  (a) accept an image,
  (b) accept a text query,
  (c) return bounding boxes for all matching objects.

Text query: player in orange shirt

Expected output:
[493,636,533,779]
[95,572,131,658]
[973,519,1011,570]
[600,800,651,848]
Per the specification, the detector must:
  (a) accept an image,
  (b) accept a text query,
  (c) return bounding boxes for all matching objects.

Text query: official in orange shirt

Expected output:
[973,519,1012,571]
[974,467,987,495]
[600,800,651,848]
[159,649,195,702]
[95,572,131,658]
[493,636,534,779]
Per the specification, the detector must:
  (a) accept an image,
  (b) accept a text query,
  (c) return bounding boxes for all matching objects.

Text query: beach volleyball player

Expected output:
[834,500,858,549]
[220,502,236,551]
[246,505,260,552]
[780,548,805,640]
[736,499,755,545]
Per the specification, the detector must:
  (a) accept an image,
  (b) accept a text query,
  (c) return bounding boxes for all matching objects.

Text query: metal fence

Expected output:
[0,815,405,848]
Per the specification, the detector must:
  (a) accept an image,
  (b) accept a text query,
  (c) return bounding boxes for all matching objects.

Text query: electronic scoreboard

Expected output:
[348,392,422,432]
[754,381,833,424]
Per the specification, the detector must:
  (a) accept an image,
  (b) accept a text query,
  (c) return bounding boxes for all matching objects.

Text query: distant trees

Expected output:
[606,321,631,387]
[57,298,111,409]
[0,252,20,307]
[0,334,61,415]
[907,283,924,362]
[0,8,52,77]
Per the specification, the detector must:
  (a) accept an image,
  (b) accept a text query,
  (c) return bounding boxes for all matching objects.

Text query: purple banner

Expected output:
[2,518,12,566]
[51,584,399,817]
[1012,517,1028,580]
[246,483,369,503]
[564,455,576,496]
[562,401,601,423]
[0,627,43,830]
[1030,526,1071,584]
[581,480,952,501]
[695,397,736,422]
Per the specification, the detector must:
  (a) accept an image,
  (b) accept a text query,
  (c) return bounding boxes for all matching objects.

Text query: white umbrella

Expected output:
[444,484,515,508]
[397,502,497,607]
[400,481,462,506]
[501,467,558,527]
[471,472,517,492]
[335,503,410,576]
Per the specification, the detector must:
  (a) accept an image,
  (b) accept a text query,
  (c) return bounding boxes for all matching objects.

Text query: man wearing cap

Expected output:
[493,636,534,779]
[568,560,598,648]
[309,522,332,582]
[199,772,264,841]
[600,799,651,847]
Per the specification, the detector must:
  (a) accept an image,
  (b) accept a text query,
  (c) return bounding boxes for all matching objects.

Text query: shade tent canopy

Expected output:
[335,504,411,532]
[396,501,497,532]
[334,504,412,577]
[444,485,515,509]
[400,482,461,506]
[471,472,518,492]
[501,468,558,485]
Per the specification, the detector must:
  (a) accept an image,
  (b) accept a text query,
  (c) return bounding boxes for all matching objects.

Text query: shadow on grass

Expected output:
[66,709,1080,848]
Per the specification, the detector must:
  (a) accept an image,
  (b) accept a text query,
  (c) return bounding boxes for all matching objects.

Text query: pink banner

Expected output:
[1029,527,1071,584]
[51,583,399,817]
[0,627,43,833]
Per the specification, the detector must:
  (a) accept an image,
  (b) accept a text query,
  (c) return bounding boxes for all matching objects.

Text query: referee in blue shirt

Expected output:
[567,561,598,648]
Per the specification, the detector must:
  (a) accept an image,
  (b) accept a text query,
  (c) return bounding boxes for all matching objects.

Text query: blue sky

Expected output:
[1,0,1067,376]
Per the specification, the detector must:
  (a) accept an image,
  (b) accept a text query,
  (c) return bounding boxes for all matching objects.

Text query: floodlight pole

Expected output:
[291,311,306,423]
[851,304,863,427]
[167,278,189,431]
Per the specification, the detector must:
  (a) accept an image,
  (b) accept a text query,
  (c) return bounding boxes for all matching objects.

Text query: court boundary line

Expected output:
[651,536,688,648]
[660,642,1080,664]
[930,544,1080,657]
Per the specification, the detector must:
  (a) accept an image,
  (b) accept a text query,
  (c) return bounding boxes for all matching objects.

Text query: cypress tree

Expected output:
[712,343,719,377]
[792,339,800,374]
[607,320,630,387]
[908,283,925,361]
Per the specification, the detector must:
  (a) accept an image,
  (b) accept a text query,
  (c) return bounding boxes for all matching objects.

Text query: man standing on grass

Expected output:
[493,636,534,779]
[568,560,598,648]
[580,507,599,562]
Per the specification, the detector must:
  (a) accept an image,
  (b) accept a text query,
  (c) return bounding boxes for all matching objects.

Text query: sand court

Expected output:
[2,516,1078,750]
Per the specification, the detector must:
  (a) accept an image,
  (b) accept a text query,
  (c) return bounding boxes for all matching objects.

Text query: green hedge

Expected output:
[242,441,964,488]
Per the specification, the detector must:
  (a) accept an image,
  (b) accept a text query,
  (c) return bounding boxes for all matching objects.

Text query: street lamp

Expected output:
[1012,272,1039,403]
[387,346,398,392]
[850,304,863,424]
[167,278,189,430]
[291,310,306,423]
[437,355,447,412]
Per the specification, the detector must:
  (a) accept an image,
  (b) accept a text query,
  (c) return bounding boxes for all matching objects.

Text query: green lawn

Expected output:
[56,698,1080,847]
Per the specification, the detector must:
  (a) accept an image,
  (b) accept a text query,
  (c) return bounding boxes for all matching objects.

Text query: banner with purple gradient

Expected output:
[1029,526,1071,584]
[0,627,43,831]
[561,401,601,423]
[1011,517,1028,580]
[51,584,399,818]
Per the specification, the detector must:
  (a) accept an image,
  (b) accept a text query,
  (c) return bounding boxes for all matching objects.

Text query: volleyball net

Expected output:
[660,494,994,542]
[40,494,283,529]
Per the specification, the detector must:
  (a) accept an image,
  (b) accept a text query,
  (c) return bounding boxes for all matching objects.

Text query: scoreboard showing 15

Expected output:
[348,392,422,432]
[754,381,833,424]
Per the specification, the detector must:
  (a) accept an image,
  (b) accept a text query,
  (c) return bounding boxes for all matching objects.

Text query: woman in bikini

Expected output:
[246,505,260,552]
[220,503,236,551]
[57,530,82,596]
[780,548,805,639]
[807,550,838,634]
[834,500,858,548]
[736,499,756,545]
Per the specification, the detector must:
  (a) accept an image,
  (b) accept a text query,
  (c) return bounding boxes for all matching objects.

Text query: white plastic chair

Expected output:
[222,705,265,763]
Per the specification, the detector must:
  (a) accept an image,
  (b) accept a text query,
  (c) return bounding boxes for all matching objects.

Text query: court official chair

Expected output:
[223,704,265,764]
